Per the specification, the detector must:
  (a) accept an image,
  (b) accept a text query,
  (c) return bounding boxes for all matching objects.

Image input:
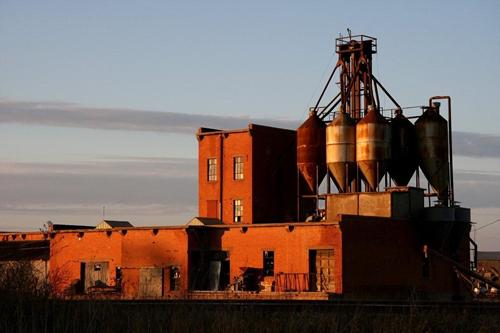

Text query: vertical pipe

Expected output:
[219,134,224,221]
[376,161,380,192]
[429,96,453,206]
[447,98,454,206]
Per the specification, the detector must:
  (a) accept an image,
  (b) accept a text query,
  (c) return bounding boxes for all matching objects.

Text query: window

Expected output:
[233,199,243,222]
[207,158,217,182]
[233,156,244,180]
[263,251,274,276]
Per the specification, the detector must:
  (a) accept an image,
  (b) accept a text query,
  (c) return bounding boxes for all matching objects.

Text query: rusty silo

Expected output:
[389,108,417,186]
[326,107,356,192]
[415,103,449,202]
[297,110,326,193]
[356,105,391,191]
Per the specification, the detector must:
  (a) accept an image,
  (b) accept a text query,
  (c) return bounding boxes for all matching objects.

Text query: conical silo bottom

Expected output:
[357,161,388,191]
[328,162,356,193]
[420,159,449,199]
[298,163,326,194]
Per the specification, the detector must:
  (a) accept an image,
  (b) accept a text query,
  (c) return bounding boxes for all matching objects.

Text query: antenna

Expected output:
[102,206,106,219]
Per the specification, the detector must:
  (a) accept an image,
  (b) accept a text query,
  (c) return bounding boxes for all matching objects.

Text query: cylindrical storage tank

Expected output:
[326,108,356,192]
[356,106,391,191]
[415,105,449,202]
[389,108,417,186]
[297,110,326,193]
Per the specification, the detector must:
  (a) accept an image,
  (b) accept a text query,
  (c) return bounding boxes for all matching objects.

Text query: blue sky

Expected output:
[1,0,500,249]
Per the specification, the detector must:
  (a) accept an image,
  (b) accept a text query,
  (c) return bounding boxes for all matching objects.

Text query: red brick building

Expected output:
[0,124,473,301]
[197,124,296,224]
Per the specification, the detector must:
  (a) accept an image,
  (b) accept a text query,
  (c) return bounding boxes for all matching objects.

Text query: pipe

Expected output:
[429,96,454,206]
[429,248,500,290]
[219,134,224,221]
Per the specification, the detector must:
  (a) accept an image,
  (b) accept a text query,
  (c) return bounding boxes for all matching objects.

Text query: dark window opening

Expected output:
[263,251,274,276]
[189,251,230,291]
[170,266,181,291]
[115,266,123,291]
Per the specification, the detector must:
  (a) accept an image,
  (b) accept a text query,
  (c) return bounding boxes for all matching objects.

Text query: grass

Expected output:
[1,297,499,333]
[1,262,499,333]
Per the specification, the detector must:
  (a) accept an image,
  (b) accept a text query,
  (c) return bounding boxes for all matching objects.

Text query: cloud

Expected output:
[0,100,298,134]
[2,99,500,158]
[454,171,500,208]
[0,158,198,229]
[453,131,500,159]
[0,157,196,178]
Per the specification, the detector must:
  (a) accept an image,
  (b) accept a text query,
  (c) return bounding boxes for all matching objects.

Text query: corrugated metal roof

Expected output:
[0,240,49,261]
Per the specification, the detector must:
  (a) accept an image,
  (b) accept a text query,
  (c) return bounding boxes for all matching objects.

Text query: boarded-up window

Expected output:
[309,249,334,292]
[139,267,163,298]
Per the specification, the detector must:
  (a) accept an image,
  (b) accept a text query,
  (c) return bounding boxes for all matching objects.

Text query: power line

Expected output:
[476,218,500,231]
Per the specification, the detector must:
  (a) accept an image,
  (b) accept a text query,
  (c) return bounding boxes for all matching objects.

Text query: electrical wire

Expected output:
[301,51,337,121]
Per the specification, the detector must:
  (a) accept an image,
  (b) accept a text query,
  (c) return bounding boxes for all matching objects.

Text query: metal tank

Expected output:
[356,105,391,191]
[297,110,326,193]
[389,108,417,186]
[326,107,356,192]
[415,103,449,202]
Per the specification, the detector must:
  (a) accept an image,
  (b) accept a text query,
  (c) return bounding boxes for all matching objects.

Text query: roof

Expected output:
[478,251,500,261]
[96,220,134,229]
[197,123,295,137]
[0,240,49,261]
[49,224,94,231]
[187,217,223,226]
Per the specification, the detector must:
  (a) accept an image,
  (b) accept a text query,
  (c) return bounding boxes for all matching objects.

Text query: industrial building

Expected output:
[1,34,499,300]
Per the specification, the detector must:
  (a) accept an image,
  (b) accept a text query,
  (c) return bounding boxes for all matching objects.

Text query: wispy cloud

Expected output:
[2,99,500,158]
[0,100,298,134]
[0,157,196,178]
[453,131,500,159]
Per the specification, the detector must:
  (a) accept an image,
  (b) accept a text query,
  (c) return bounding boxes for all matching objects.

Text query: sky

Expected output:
[1,0,500,250]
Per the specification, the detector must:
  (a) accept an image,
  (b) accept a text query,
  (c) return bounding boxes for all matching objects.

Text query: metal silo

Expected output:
[389,108,417,186]
[356,105,391,191]
[326,107,356,192]
[297,110,326,193]
[415,103,449,202]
